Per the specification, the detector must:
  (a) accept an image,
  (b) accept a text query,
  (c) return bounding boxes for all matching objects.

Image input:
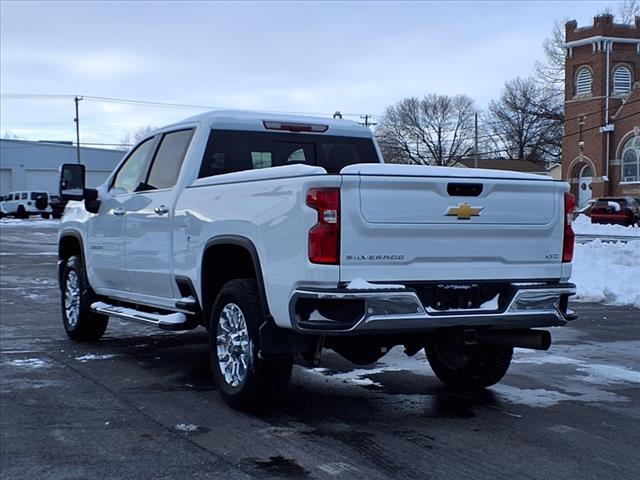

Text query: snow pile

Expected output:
[174,423,199,432]
[7,358,50,369]
[573,214,639,237]
[572,239,640,308]
[75,354,117,362]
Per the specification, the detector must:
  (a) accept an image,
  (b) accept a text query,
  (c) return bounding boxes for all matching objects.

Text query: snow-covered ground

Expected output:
[569,215,640,308]
[0,218,60,228]
[573,214,639,237]
[572,239,640,308]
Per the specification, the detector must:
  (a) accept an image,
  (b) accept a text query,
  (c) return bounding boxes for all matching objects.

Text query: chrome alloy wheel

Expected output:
[64,270,81,327]
[216,303,251,387]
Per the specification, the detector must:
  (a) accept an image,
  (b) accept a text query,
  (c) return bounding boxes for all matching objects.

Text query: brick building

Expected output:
[562,14,640,208]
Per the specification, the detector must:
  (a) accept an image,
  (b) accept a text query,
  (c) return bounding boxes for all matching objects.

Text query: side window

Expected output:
[146,129,194,190]
[21,193,27,200]
[7,194,13,201]
[112,137,155,194]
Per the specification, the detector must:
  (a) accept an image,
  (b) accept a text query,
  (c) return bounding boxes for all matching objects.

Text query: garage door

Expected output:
[26,169,57,193]
[0,169,11,195]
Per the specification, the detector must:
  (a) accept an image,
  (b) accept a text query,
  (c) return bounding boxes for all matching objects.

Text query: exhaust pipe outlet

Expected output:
[474,329,551,351]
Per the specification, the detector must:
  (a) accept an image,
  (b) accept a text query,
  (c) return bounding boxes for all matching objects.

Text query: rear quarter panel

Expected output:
[174,172,341,328]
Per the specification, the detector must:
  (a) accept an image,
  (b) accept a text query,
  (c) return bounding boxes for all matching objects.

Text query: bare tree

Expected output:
[534,18,568,92]
[118,126,157,150]
[376,94,476,166]
[486,77,563,164]
[618,0,640,23]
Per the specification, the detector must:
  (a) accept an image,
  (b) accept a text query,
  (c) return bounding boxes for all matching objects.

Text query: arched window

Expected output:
[613,65,632,94]
[621,135,640,183]
[575,67,593,96]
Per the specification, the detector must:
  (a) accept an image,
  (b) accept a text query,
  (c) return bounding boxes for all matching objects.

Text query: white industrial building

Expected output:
[0,139,124,196]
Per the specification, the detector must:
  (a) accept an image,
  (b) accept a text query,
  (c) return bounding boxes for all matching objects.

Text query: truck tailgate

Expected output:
[339,164,568,283]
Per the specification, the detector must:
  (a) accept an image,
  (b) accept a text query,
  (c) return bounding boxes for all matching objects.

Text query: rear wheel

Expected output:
[41,212,51,219]
[16,205,28,219]
[61,256,108,341]
[209,279,292,410]
[426,332,513,390]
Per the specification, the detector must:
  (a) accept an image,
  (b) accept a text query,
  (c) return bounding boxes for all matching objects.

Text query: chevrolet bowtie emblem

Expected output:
[446,203,483,220]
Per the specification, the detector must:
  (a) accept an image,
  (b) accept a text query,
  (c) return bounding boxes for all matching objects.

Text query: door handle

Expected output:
[154,205,169,216]
[113,208,126,216]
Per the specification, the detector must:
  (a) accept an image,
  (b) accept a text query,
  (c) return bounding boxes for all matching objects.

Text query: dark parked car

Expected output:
[589,197,640,227]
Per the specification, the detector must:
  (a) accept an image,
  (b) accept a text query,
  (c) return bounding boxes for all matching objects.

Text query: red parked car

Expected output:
[589,197,640,227]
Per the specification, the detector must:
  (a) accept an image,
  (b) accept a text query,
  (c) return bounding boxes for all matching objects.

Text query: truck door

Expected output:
[124,129,194,299]
[88,137,157,292]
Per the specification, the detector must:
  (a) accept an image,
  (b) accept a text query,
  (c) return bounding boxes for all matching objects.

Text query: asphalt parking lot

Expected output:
[1,220,639,480]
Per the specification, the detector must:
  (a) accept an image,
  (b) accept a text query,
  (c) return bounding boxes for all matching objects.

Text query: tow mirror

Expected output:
[59,163,86,201]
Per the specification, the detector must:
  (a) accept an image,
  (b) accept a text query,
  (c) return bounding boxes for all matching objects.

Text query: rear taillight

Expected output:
[306,188,340,264]
[563,192,576,262]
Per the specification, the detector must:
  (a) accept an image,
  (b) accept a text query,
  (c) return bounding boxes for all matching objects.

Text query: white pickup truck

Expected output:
[57,110,577,409]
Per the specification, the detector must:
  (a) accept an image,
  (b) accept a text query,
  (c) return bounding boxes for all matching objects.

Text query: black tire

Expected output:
[61,255,108,341]
[209,279,292,410]
[16,205,28,219]
[41,212,51,219]
[426,333,513,390]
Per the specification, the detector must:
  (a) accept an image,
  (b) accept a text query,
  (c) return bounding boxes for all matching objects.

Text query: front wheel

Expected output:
[61,256,108,341]
[426,333,513,390]
[209,279,292,410]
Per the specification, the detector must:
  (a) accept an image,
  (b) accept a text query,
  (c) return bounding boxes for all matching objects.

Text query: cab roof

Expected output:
[165,109,373,138]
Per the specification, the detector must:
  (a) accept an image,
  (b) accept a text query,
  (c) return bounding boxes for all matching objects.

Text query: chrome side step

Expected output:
[91,301,194,331]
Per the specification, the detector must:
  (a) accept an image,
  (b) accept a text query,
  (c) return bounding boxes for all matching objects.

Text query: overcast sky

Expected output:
[0,0,619,146]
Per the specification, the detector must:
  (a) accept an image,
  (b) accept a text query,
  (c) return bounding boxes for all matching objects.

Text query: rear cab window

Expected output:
[198,130,378,178]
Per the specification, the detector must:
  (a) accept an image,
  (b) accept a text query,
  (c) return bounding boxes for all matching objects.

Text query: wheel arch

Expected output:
[200,235,270,321]
[58,230,86,290]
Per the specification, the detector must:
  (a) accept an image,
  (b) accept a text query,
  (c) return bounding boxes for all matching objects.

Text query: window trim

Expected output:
[141,127,195,192]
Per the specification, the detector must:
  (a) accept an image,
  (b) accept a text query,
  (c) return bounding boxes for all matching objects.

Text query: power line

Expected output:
[562,110,639,139]
[1,93,375,118]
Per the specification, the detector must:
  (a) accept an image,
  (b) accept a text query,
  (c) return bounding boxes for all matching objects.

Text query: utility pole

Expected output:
[74,96,83,164]
[473,112,478,168]
[358,114,377,128]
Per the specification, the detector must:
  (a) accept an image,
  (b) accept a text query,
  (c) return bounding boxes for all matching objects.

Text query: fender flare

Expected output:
[201,235,271,316]
[57,230,86,291]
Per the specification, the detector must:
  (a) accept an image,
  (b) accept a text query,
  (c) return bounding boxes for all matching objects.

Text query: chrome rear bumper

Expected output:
[290,283,576,334]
